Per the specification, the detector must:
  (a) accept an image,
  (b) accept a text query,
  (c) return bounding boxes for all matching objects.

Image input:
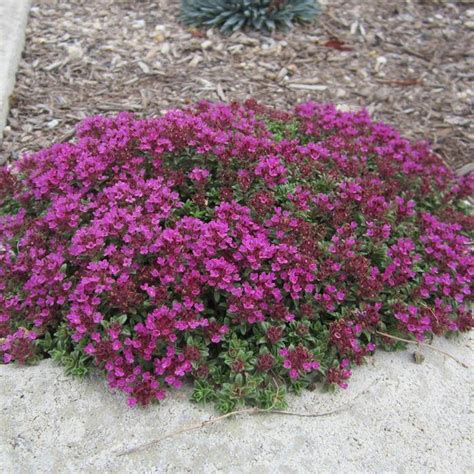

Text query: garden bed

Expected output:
[0,1,473,472]
[1,0,473,168]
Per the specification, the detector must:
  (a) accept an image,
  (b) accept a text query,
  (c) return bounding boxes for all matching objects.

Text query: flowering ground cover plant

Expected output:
[0,100,473,412]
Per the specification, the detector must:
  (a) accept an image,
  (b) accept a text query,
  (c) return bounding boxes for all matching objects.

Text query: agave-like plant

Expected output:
[180,0,320,34]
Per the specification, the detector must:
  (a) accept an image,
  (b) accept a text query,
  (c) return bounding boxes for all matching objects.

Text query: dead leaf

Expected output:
[188,28,206,39]
[324,39,353,52]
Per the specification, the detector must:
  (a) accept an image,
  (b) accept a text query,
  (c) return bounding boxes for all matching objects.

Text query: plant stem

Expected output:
[375,330,469,368]
[117,405,349,457]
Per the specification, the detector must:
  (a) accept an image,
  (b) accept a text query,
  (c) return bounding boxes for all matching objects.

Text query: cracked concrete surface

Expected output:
[1,334,472,473]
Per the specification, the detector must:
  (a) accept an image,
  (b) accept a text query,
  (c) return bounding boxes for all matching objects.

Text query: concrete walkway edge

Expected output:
[0,0,31,150]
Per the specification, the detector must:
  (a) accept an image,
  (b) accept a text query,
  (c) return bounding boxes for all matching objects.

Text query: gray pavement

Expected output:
[1,333,472,473]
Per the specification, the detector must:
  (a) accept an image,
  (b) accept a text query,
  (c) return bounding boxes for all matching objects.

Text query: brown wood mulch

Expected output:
[1,0,473,169]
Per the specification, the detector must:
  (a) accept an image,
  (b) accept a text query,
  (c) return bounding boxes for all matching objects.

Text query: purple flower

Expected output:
[188,167,210,182]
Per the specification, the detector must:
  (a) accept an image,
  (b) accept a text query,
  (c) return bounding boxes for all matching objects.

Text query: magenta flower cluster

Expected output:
[0,100,472,410]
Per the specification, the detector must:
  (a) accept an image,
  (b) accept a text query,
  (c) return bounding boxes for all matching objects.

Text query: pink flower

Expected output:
[127,397,138,407]
[279,345,320,380]
[188,167,210,182]
[0,99,472,410]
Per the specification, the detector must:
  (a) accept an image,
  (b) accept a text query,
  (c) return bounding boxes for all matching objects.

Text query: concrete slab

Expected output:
[0,333,472,473]
[0,0,31,145]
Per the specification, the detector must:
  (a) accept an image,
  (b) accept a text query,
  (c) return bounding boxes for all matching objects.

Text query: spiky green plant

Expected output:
[180,0,320,34]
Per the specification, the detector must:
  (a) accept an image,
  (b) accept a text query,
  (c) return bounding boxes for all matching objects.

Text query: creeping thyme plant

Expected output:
[0,101,472,412]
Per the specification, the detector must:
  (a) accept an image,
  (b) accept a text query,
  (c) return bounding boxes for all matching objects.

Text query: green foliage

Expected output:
[37,323,93,378]
[265,118,300,141]
[186,319,334,413]
[0,197,20,217]
[180,0,320,34]
[2,100,472,414]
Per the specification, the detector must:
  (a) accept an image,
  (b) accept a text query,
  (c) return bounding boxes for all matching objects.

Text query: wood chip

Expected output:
[1,0,472,169]
[288,83,328,91]
[216,83,227,101]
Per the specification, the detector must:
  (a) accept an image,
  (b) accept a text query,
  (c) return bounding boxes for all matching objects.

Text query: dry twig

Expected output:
[117,380,379,457]
[375,330,469,369]
[117,404,349,457]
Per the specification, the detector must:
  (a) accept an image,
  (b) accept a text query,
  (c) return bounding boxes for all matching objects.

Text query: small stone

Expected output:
[47,119,59,129]
[375,56,387,72]
[66,44,83,61]
[464,21,474,30]
[201,40,213,50]
[413,351,425,364]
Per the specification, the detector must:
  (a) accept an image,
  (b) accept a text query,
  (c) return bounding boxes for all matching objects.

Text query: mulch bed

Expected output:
[1,0,473,168]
